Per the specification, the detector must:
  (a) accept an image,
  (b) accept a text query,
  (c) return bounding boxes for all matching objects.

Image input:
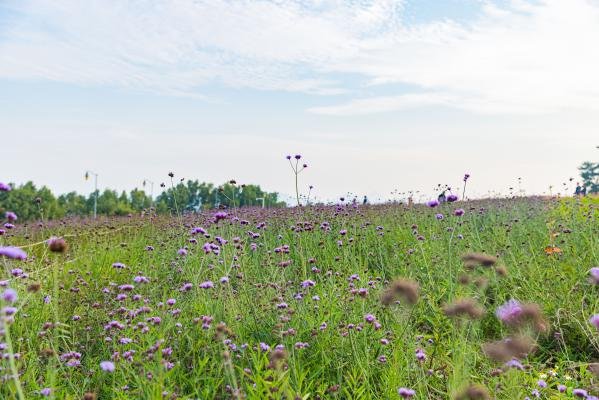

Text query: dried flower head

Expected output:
[454,384,490,400]
[482,335,536,362]
[381,278,419,305]
[47,236,68,253]
[443,298,485,320]
[461,253,497,268]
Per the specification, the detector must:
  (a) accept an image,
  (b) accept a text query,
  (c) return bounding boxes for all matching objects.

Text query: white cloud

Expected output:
[1,0,599,114]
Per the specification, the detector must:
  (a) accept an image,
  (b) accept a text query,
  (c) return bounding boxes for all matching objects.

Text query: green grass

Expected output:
[1,196,598,399]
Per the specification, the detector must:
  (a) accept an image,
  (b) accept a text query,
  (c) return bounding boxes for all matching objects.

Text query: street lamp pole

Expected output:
[256,197,265,208]
[85,170,98,218]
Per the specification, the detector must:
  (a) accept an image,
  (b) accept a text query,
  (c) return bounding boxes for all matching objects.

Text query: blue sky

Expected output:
[1,0,598,203]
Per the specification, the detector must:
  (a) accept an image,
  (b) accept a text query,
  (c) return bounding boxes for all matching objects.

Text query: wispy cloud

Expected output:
[1,0,599,114]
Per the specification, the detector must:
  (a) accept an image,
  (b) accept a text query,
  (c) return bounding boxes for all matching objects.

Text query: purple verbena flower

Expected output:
[100,360,115,372]
[0,247,27,260]
[496,299,523,324]
[398,387,415,398]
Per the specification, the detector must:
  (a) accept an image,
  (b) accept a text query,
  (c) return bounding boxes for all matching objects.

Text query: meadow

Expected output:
[0,194,598,399]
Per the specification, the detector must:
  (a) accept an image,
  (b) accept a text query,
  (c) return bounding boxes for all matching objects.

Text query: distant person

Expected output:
[575,183,582,196]
[582,185,587,196]
[363,195,368,205]
[438,190,447,203]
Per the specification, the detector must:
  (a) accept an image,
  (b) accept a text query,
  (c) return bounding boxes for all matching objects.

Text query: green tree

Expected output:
[58,192,88,216]
[579,161,599,194]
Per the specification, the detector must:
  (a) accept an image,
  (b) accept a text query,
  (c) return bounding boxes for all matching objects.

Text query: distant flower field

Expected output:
[0,196,598,399]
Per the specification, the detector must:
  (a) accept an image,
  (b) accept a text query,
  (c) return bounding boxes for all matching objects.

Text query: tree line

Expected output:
[579,161,599,194]
[0,180,286,221]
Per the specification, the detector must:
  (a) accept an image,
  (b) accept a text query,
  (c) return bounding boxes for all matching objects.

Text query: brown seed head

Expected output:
[454,384,491,400]
[482,335,536,362]
[461,253,497,268]
[27,282,41,292]
[48,236,68,253]
[443,298,485,320]
[381,278,419,305]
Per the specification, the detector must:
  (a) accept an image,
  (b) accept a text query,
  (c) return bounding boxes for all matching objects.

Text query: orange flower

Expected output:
[544,246,562,255]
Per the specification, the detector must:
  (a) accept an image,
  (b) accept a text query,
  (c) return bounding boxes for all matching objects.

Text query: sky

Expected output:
[1,0,598,204]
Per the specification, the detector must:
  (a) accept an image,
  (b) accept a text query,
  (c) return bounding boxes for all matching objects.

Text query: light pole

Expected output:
[256,197,265,208]
[142,179,155,206]
[85,170,98,218]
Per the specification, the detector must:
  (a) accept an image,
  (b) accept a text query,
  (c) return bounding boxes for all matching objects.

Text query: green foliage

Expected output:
[579,161,599,193]
[0,180,284,221]
[155,180,285,214]
[0,181,62,220]
[2,198,597,399]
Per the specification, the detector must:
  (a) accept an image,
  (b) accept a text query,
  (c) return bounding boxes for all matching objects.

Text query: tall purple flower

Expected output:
[398,388,415,398]
[2,288,17,303]
[0,182,11,191]
[0,247,27,260]
[214,211,228,222]
[496,299,523,324]
[454,208,465,216]
[590,267,599,284]
[589,314,599,330]
[447,194,458,202]
[426,200,440,208]
[463,173,470,182]
[100,360,115,372]
[5,211,17,222]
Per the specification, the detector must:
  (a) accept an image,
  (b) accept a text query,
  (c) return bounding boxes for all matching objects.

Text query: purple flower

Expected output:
[112,262,126,269]
[573,389,587,398]
[0,246,27,260]
[558,385,566,393]
[294,154,302,160]
[40,388,52,396]
[259,342,270,352]
[3,306,17,315]
[0,182,11,191]
[590,267,599,284]
[199,281,214,289]
[100,360,115,372]
[2,288,18,303]
[454,208,465,216]
[214,211,228,222]
[398,387,415,398]
[300,279,315,288]
[5,211,17,222]
[286,155,291,160]
[177,248,187,256]
[537,380,547,388]
[426,200,439,208]
[589,314,599,329]
[496,299,523,323]
[435,213,444,220]
[364,313,376,323]
[504,359,524,370]
[447,194,458,202]
[463,173,470,182]
[134,276,149,284]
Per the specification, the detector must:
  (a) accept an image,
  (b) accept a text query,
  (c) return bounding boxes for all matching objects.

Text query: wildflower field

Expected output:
[1,195,598,399]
